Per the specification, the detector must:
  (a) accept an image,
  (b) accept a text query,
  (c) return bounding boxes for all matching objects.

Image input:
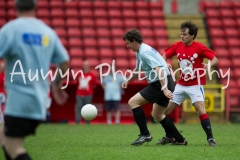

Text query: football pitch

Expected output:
[1,123,240,160]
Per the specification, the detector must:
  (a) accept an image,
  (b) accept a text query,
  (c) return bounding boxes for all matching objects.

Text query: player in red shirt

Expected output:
[75,60,99,124]
[163,21,218,147]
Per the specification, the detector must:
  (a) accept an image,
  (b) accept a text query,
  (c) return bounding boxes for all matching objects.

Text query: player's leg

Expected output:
[189,85,216,146]
[75,96,84,124]
[105,101,112,125]
[112,101,120,124]
[128,92,150,145]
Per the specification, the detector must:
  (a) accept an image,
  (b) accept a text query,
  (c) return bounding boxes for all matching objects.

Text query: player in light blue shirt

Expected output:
[0,0,69,159]
[122,29,187,146]
[102,69,125,124]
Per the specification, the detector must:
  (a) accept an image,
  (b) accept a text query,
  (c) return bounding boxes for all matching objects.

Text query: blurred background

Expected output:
[0,0,239,124]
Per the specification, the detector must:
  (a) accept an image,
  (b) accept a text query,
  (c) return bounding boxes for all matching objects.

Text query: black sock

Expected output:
[14,153,31,160]
[165,117,174,138]
[2,147,12,160]
[201,118,213,140]
[160,117,184,142]
[132,107,150,135]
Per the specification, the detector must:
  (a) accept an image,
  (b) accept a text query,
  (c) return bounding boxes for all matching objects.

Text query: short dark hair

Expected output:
[122,29,142,44]
[15,0,37,12]
[180,21,198,40]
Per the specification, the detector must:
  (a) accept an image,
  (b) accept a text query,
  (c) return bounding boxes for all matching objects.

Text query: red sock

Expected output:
[199,114,209,121]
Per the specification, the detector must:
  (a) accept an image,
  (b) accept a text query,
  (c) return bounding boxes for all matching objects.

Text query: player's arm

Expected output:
[121,68,138,89]
[155,66,173,99]
[209,56,218,67]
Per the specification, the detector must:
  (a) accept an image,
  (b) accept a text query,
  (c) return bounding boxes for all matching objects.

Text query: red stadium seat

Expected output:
[95,19,108,28]
[138,19,152,28]
[222,18,236,27]
[114,48,128,58]
[140,28,154,38]
[84,48,99,58]
[209,28,224,38]
[50,9,64,18]
[51,19,65,28]
[233,69,240,78]
[79,9,93,18]
[229,48,240,57]
[224,28,239,37]
[227,38,240,47]
[64,1,78,9]
[0,10,6,18]
[82,28,96,38]
[144,38,156,48]
[6,1,14,9]
[205,9,219,18]
[108,9,121,18]
[49,1,63,9]
[99,48,113,58]
[0,1,5,8]
[232,58,240,67]
[214,48,229,57]
[60,38,67,48]
[237,18,240,27]
[153,29,168,38]
[135,1,149,9]
[67,28,81,37]
[123,19,137,29]
[69,48,83,58]
[111,28,124,37]
[207,18,222,28]
[100,58,113,66]
[156,39,169,48]
[87,58,100,69]
[152,19,166,28]
[0,19,6,27]
[136,10,150,18]
[68,38,82,48]
[37,1,49,9]
[94,9,107,18]
[115,58,129,68]
[83,38,97,48]
[150,9,164,19]
[234,9,240,17]
[211,38,227,48]
[54,28,66,38]
[65,9,78,18]
[37,9,50,18]
[219,1,232,9]
[81,19,94,28]
[96,28,110,37]
[149,1,163,9]
[107,1,121,9]
[7,9,16,20]
[78,1,92,9]
[112,39,126,48]
[66,19,80,28]
[93,1,106,9]
[122,10,136,18]
[204,1,218,10]
[217,58,231,68]
[40,18,51,26]
[121,1,134,9]
[220,9,234,18]
[233,1,240,8]
[109,19,123,28]
[129,59,136,69]
[70,58,83,68]
[98,38,112,48]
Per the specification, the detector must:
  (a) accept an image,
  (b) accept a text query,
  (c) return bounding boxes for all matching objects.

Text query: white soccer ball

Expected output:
[81,104,98,120]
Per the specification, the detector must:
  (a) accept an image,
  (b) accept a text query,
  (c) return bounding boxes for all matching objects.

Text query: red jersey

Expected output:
[76,72,98,96]
[165,41,215,86]
[0,72,5,93]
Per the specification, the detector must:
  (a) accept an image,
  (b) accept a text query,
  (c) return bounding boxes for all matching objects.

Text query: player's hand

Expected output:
[121,81,128,89]
[167,63,172,70]
[163,89,173,100]
[51,84,68,105]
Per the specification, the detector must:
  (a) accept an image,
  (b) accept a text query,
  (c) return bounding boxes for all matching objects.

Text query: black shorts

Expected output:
[139,75,175,107]
[105,101,120,111]
[4,115,40,138]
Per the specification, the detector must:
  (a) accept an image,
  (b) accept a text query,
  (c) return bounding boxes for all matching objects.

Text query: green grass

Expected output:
[1,123,240,160]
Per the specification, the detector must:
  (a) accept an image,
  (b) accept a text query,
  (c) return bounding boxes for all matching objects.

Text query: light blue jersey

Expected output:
[135,43,170,83]
[102,73,125,101]
[0,18,69,120]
